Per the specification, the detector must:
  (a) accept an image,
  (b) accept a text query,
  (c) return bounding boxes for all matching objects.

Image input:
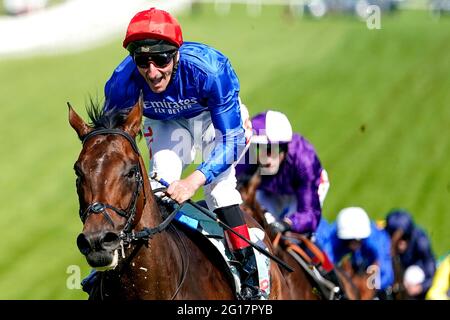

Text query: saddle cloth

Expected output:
[174,201,271,299]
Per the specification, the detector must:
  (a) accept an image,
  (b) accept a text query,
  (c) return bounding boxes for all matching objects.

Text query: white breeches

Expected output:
[143,112,243,211]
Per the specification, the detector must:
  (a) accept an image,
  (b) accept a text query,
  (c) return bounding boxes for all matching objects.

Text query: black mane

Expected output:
[85,98,142,139]
[86,98,130,130]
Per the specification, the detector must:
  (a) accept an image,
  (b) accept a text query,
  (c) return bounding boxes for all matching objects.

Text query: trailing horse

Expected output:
[237,169,376,300]
[334,255,377,300]
[238,171,322,299]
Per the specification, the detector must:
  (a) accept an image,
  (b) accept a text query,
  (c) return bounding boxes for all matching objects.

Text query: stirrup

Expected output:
[238,262,263,300]
[231,247,263,299]
[238,285,263,300]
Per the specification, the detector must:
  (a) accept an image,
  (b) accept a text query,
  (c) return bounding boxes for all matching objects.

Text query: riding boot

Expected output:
[214,204,262,300]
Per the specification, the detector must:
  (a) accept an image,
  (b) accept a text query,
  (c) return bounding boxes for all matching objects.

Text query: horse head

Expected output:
[336,254,377,300]
[390,229,408,299]
[69,100,157,270]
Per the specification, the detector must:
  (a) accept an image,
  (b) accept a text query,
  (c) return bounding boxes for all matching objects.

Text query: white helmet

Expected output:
[336,207,371,240]
[251,110,293,144]
[403,265,425,286]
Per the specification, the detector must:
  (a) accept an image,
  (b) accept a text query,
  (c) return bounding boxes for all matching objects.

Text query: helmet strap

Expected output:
[167,52,180,86]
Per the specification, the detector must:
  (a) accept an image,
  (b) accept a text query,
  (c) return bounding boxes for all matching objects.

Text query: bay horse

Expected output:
[68,100,291,300]
[390,229,409,300]
[334,255,377,300]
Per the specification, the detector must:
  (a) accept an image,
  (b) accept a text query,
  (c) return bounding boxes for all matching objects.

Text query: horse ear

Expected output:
[123,97,143,138]
[68,102,92,140]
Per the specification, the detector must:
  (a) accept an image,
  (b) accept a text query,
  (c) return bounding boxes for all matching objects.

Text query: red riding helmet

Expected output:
[123,7,183,50]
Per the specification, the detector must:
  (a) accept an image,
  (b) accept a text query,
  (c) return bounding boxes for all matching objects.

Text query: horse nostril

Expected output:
[101,232,120,250]
[77,233,92,255]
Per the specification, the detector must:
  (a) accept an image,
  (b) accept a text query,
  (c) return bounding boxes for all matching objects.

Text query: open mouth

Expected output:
[151,77,162,85]
[147,75,163,88]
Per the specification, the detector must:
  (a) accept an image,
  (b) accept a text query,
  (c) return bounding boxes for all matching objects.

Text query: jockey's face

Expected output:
[137,51,179,93]
[257,144,286,175]
[345,239,362,251]
[396,239,408,254]
[391,229,410,254]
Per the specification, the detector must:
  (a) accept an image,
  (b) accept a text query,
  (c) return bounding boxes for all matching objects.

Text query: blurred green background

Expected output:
[0,4,449,299]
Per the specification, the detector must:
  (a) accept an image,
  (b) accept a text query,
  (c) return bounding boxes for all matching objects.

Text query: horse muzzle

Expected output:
[77,231,121,270]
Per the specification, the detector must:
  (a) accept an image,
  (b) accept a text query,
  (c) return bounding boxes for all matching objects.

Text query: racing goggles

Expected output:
[133,50,177,69]
[256,143,288,155]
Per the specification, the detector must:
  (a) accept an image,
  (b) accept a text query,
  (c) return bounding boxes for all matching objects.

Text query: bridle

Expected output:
[79,128,180,245]
[78,127,188,300]
[80,128,145,240]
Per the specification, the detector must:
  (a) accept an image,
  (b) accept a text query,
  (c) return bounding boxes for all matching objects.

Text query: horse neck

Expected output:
[116,157,182,299]
[114,207,182,299]
[241,175,268,229]
[136,155,161,226]
[335,267,361,300]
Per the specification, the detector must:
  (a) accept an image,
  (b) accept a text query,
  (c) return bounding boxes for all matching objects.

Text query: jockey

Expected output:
[84,7,261,300]
[385,209,436,299]
[234,109,344,297]
[235,109,330,237]
[319,207,395,299]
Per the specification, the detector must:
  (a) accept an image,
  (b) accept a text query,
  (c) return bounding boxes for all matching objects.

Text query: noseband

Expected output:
[80,128,144,237]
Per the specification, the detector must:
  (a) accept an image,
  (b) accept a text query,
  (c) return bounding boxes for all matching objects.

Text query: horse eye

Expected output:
[126,167,137,178]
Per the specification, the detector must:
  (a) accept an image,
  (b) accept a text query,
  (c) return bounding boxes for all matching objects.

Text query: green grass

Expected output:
[0,5,448,299]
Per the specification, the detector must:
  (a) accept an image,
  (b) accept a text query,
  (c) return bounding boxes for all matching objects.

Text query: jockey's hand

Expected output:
[166,170,206,204]
[269,220,291,237]
[264,211,277,225]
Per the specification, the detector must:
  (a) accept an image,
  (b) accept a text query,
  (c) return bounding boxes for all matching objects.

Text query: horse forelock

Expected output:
[85,99,142,140]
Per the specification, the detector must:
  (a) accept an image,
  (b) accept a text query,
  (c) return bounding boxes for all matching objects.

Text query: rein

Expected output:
[80,128,144,236]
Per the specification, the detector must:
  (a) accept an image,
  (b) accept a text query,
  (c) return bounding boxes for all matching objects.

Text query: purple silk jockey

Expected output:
[385,209,436,299]
[235,109,330,236]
